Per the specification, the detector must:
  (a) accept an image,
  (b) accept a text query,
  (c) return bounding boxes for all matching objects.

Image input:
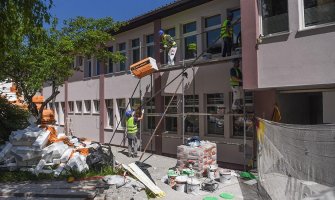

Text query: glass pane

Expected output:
[96,61,100,75]
[207,106,224,135]
[107,46,113,52]
[261,0,289,35]
[132,38,139,47]
[165,117,177,132]
[119,43,126,51]
[108,59,113,73]
[146,34,154,43]
[165,28,175,37]
[304,0,335,27]
[207,93,224,105]
[133,49,140,63]
[183,21,197,33]
[147,46,154,57]
[130,98,141,109]
[184,95,199,105]
[117,99,126,127]
[206,28,221,54]
[233,115,254,137]
[120,52,126,71]
[146,97,155,106]
[184,35,197,59]
[205,15,221,28]
[185,115,199,134]
[107,109,113,127]
[231,9,241,47]
[164,96,178,106]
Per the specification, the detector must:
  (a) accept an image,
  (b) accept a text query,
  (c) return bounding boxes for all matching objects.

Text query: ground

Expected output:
[0,146,264,200]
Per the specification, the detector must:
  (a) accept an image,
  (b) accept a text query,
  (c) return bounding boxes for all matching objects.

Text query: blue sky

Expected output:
[50,0,176,25]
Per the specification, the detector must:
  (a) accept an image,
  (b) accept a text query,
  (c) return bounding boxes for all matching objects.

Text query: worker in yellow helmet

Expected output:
[159,30,177,65]
[125,108,144,157]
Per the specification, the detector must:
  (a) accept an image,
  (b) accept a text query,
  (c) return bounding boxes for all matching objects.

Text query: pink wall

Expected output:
[241,0,258,89]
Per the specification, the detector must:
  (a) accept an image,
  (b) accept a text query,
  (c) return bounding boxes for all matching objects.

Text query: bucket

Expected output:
[219,169,231,183]
[187,177,200,194]
[175,176,187,193]
[207,164,218,180]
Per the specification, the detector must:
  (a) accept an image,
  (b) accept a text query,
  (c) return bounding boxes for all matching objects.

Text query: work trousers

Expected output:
[231,86,243,111]
[222,37,232,57]
[127,133,138,157]
[168,47,177,65]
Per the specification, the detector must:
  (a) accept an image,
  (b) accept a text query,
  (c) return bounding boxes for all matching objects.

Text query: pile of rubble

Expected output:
[0,125,110,176]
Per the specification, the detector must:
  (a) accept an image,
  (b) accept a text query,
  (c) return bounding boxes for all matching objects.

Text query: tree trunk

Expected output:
[36,85,59,124]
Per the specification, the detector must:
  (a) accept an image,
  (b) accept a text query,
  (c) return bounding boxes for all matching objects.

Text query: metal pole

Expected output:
[150,74,153,152]
[139,41,142,151]
[243,90,246,171]
[182,60,185,144]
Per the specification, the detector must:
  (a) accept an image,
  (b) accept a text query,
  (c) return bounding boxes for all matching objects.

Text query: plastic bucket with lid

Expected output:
[175,176,187,193]
[187,177,201,194]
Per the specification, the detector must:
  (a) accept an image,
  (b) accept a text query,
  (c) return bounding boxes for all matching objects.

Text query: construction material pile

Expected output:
[176,140,217,175]
[0,125,111,176]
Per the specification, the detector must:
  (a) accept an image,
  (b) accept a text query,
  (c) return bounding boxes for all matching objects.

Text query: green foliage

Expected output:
[0,97,29,142]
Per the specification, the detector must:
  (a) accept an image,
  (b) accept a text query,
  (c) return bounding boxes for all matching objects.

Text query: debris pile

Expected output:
[0,125,112,176]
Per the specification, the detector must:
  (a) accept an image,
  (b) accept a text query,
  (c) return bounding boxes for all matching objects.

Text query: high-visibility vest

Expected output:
[162,34,177,48]
[126,117,138,135]
[220,19,233,38]
[230,68,242,86]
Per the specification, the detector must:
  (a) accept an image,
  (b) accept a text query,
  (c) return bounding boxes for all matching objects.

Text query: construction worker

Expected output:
[221,13,233,57]
[125,108,144,157]
[159,30,177,65]
[230,58,243,112]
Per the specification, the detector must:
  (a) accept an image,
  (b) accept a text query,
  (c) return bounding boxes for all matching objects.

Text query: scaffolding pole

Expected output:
[243,90,246,171]
[182,61,185,144]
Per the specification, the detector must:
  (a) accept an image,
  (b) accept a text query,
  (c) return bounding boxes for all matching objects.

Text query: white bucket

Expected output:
[187,177,200,194]
[207,164,218,180]
[175,176,187,193]
[220,170,232,183]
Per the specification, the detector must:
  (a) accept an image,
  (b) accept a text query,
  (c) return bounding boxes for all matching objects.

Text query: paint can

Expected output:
[175,176,187,193]
[187,177,200,194]
[207,164,218,180]
[219,169,231,183]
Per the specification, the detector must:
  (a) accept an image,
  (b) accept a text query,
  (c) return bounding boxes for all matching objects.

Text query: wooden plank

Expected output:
[122,163,165,198]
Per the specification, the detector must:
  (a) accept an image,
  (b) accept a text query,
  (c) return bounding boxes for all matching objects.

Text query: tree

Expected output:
[1,17,125,124]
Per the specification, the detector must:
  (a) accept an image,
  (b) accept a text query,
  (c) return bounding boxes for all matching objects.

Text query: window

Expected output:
[93,100,100,113]
[207,94,225,135]
[205,15,221,54]
[94,60,101,76]
[106,99,113,128]
[183,22,197,59]
[232,114,254,138]
[146,34,154,57]
[130,98,141,110]
[116,99,126,127]
[107,46,113,74]
[261,0,289,35]
[229,9,241,49]
[164,28,176,64]
[55,102,59,124]
[84,59,92,78]
[84,100,91,114]
[68,101,74,113]
[60,102,65,125]
[76,101,82,113]
[132,38,140,64]
[118,43,126,71]
[165,96,178,132]
[184,95,199,135]
[303,0,335,27]
[76,56,83,67]
[145,98,155,130]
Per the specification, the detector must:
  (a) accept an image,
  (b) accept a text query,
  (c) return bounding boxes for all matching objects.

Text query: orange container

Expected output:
[130,57,158,79]
[32,96,44,103]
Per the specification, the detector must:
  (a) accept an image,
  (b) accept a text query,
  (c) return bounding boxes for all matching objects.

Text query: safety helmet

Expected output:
[125,110,133,118]
[158,30,164,36]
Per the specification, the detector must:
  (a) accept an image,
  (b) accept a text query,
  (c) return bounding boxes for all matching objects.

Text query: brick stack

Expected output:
[176,141,217,174]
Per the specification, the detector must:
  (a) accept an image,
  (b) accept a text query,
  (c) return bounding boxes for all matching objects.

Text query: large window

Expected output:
[84,100,91,114]
[303,0,335,27]
[229,9,241,49]
[84,58,92,78]
[205,15,221,54]
[116,99,126,127]
[106,99,113,128]
[146,34,154,58]
[183,22,197,59]
[184,95,199,135]
[132,38,140,64]
[261,0,289,35]
[118,43,126,72]
[164,28,176,64]
[145,98,155,131]
[107,46,113,74]
[165,96,178,133]
[93,100,100,114]
[94,60,101,76]
[76,101,82,114]
[68,101,74,113]
[207,94,225,135]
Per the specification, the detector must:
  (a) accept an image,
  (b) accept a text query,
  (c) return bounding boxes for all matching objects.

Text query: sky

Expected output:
[50,0,177,25]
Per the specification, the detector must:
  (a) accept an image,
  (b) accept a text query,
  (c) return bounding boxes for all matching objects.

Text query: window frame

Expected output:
[106,99,113,128]
[84,100,91,114]
[182,21,198,60]
[107,46,114,74]
[75,100,82,114]
[164,96,178,133]
[146,34,154,58]
[204,14,222,55]
[145,97,155,131]
[116,98,126,128]
[68,101,74,114]
[118,42,127,72]
[298,0,335,30]
[131,38,140,64]
[184,95,199,135]
[93,100,100,114]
